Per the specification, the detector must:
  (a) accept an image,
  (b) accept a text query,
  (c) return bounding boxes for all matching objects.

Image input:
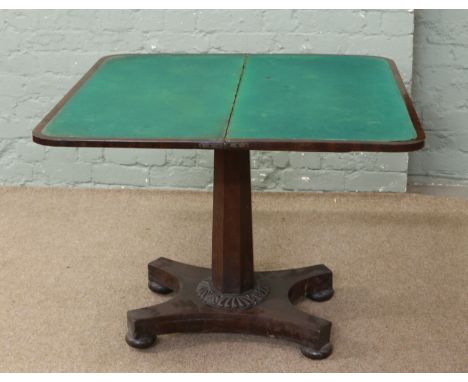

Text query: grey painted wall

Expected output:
[409,10,468,186]
[0,10,415,191]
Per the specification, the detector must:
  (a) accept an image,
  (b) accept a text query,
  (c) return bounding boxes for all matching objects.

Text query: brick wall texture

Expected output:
[0,10,416,191]
[409,10,468,186]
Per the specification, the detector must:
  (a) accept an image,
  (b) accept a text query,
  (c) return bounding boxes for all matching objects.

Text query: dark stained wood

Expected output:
[126,149,334,359]
[124,148,335,359]
[211,150,254,294]
[126,257,334,360]
[32,133,224,149]
[387,58,426,147]
[223,138,424,152]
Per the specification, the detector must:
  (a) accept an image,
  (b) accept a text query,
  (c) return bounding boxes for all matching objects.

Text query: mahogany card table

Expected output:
[33,54,424,360]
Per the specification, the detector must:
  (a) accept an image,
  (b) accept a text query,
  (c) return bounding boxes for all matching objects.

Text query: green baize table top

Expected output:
[33,54,423,152]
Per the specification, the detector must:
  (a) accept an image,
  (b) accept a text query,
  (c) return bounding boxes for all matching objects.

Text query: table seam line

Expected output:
[222,55,248,148]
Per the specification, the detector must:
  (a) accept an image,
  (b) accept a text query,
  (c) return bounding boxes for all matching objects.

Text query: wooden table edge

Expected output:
[31,132,224,149]
[223,137,424,152]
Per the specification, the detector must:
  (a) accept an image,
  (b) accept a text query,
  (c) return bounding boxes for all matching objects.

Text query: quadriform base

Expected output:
[126,257,334,360]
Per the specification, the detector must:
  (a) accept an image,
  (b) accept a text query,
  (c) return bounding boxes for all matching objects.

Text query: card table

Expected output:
[33,54,424,359]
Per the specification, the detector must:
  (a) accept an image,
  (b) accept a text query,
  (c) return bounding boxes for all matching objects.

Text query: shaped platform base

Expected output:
[126,257,334,360]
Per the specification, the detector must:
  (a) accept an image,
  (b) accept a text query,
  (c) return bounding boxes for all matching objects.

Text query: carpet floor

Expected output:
[0,187,466,372]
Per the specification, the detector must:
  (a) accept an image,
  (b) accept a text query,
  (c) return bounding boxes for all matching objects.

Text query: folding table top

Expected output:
[32,54,424,152]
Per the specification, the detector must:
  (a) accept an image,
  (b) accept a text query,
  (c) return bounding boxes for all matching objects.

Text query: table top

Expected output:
[33,54,424,152]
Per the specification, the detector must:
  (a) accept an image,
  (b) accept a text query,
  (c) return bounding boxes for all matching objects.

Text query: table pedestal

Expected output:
[125,150,334,360]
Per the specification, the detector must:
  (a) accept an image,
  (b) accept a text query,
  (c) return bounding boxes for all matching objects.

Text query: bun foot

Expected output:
[148,280,172,294]
[300,342,333,360]
[307,288,334,302]
[125,333,156,349]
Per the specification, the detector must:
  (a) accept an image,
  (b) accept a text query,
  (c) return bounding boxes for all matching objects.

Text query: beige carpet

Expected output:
[0,187,466,372]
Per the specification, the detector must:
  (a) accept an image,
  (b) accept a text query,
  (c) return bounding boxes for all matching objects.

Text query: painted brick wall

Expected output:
[409,10,468,186]
[0,9,414,191]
